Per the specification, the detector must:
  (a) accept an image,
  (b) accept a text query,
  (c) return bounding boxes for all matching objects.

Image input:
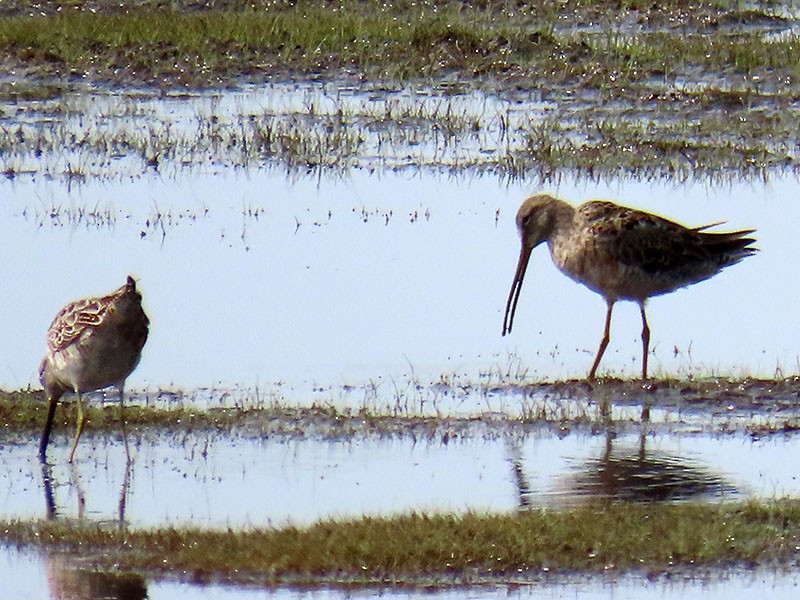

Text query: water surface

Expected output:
[5,547,800,600]
[1,426,797,528]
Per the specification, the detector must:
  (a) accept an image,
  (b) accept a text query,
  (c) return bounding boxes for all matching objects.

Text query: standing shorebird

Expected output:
[39,276,149,462]
[502,195,756,379]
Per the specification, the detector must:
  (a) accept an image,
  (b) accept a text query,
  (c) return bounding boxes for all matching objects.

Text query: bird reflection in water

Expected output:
[39,460,145,600]
[507,437,533,509]
[510,430,738,508]
[45,554,147,600]
[568,431,737,504]
[40,457,132,524]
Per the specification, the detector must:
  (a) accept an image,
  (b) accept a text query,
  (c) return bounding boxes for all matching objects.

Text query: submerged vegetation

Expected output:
[0,1,799,180]
[4,501,800,584]
[2,80,797,182]
[3,375,800,441]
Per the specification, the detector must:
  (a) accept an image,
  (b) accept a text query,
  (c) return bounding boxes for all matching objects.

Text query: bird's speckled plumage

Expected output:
[503,194,756,380]
[39,276,149,462]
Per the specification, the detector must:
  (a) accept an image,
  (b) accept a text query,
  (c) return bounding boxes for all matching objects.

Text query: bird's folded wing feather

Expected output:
[47,297,113,352]
[579,201,737,274]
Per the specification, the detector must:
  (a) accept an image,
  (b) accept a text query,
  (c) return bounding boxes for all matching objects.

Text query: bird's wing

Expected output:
[578,201,718,274]
[46,296,115,352]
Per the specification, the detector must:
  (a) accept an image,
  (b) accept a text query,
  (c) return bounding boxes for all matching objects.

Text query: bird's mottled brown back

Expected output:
[39,276,149,462]
[577,201,756,279]
[46,277,146,353]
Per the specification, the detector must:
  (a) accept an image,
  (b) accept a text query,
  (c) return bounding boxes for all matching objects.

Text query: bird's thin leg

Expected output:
[639,302,651,380]
[118,382,131,462]
[67,393,85,463]
[588,300,615,379]
[40,461,57,519]
[39,395,59,462]
[639,302,652,421]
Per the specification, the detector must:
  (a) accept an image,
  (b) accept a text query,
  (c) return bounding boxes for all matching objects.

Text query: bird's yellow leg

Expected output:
[68,393,85,463]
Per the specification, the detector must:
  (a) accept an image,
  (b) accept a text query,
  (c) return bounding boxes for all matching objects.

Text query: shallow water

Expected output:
[0,82,551,180]
[4,546,800,600]
[1,169,796,402]
[0,83,797,401]
[2,426,799,527]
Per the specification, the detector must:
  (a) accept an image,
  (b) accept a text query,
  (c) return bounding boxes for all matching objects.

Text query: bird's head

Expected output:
[503,194,568,337]
[516,194,561,250]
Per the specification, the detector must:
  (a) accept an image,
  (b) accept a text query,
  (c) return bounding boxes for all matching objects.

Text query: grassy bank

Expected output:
[4,501,800,584]
[0,1,798,88]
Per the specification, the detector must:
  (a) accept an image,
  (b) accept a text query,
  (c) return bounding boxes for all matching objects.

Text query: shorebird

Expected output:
[502,194,756,379]
[39,276,149,462]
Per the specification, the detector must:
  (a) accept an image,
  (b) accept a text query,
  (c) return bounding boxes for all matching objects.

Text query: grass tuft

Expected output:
[4,501,800,583]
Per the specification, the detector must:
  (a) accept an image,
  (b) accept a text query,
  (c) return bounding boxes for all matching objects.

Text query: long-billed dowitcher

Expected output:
[39,276,149,462]
[502,194,756,379]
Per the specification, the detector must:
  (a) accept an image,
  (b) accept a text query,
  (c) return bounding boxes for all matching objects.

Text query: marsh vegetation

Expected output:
[0,1,799,181]
[6,501,800,585]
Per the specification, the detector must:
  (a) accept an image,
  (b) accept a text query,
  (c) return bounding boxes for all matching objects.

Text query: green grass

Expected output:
[0,389,238,431]
[4,501,800,583]
[0,1,798,86]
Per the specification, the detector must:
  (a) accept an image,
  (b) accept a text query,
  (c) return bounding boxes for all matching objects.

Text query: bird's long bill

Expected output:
[502,244,532,336]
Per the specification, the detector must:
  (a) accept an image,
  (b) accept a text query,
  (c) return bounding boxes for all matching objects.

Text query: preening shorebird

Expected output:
[39,276,149,462]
